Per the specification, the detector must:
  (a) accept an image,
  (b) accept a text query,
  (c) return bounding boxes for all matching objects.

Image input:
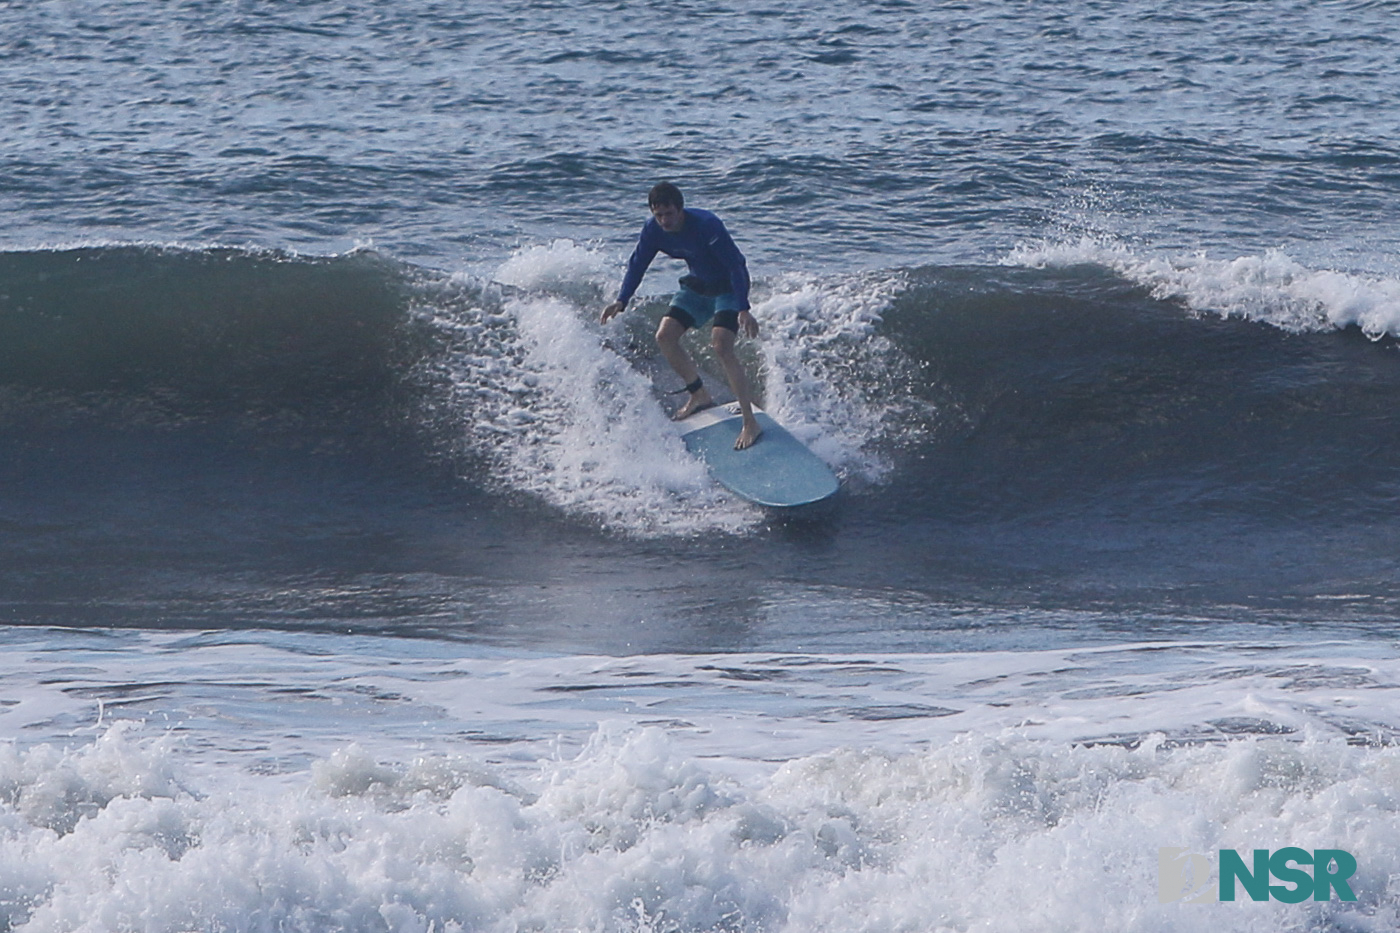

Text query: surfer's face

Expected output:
[651,202,684,232]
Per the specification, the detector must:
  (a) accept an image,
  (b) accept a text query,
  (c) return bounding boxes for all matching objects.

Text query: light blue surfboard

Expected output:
[677,402,840,507]
[611,338,839,507]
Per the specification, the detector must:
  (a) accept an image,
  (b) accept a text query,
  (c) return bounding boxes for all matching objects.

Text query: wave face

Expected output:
[896,259,1400,526]
[5,242,1400,636]
[0,246,418,426]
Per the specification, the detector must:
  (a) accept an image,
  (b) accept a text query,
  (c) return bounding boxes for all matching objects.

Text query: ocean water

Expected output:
[3,2,1400,930]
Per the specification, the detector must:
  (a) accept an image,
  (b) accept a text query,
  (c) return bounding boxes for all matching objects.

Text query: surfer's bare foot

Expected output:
[734,418,761,450]
[673,390,714,420]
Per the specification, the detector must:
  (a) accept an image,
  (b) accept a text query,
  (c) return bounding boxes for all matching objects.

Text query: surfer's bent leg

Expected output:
[711,316,761,450]
[657,314,713,420]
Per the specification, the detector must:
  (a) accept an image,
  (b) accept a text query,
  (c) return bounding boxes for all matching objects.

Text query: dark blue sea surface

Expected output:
[4,4,1400,930]
[4,1,1398,270]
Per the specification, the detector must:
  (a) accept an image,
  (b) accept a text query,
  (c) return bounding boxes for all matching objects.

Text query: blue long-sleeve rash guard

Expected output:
[615,208,751,311]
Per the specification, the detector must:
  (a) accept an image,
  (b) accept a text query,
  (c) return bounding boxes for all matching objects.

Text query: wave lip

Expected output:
[1009,237,1400,338]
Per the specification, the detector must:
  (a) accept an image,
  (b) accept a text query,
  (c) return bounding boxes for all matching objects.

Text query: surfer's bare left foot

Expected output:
[674,391,714,420]
[735,418,761,450]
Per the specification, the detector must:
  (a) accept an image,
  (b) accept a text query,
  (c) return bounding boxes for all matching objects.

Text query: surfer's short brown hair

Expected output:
[648,182,684,210]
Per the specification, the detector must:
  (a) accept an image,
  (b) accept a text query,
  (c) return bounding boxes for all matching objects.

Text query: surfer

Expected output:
[601,182,762,450]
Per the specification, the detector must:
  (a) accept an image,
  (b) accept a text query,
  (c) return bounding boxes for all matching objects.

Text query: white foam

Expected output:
[1009,236,1400,339]
[492,238,612,294]
[4,718,1398,931]
[502,291,754,534]
[418,246,755,537]
[4,630,1400,929]
[416,242,925,534]
[750,271,921,483]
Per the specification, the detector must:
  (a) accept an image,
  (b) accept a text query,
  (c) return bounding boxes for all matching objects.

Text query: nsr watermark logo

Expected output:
[1158,848,1358,904]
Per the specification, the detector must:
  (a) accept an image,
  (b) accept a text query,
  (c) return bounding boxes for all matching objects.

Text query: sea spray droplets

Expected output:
[757,271,925,482]
[413,273,544,447]
[493,237,613,299]
[417,264,755,536]
[426,243,922,520]
[503,292,740,529]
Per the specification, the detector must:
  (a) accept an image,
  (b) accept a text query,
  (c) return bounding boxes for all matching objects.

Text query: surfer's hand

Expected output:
[601,300,625,324]
[738,309,759,339]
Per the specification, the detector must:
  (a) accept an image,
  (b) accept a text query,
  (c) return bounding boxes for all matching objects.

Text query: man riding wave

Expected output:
[601,183,762,450]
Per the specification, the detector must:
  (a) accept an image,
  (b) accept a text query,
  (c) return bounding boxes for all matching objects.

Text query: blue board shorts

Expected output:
[666,282,743,332]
